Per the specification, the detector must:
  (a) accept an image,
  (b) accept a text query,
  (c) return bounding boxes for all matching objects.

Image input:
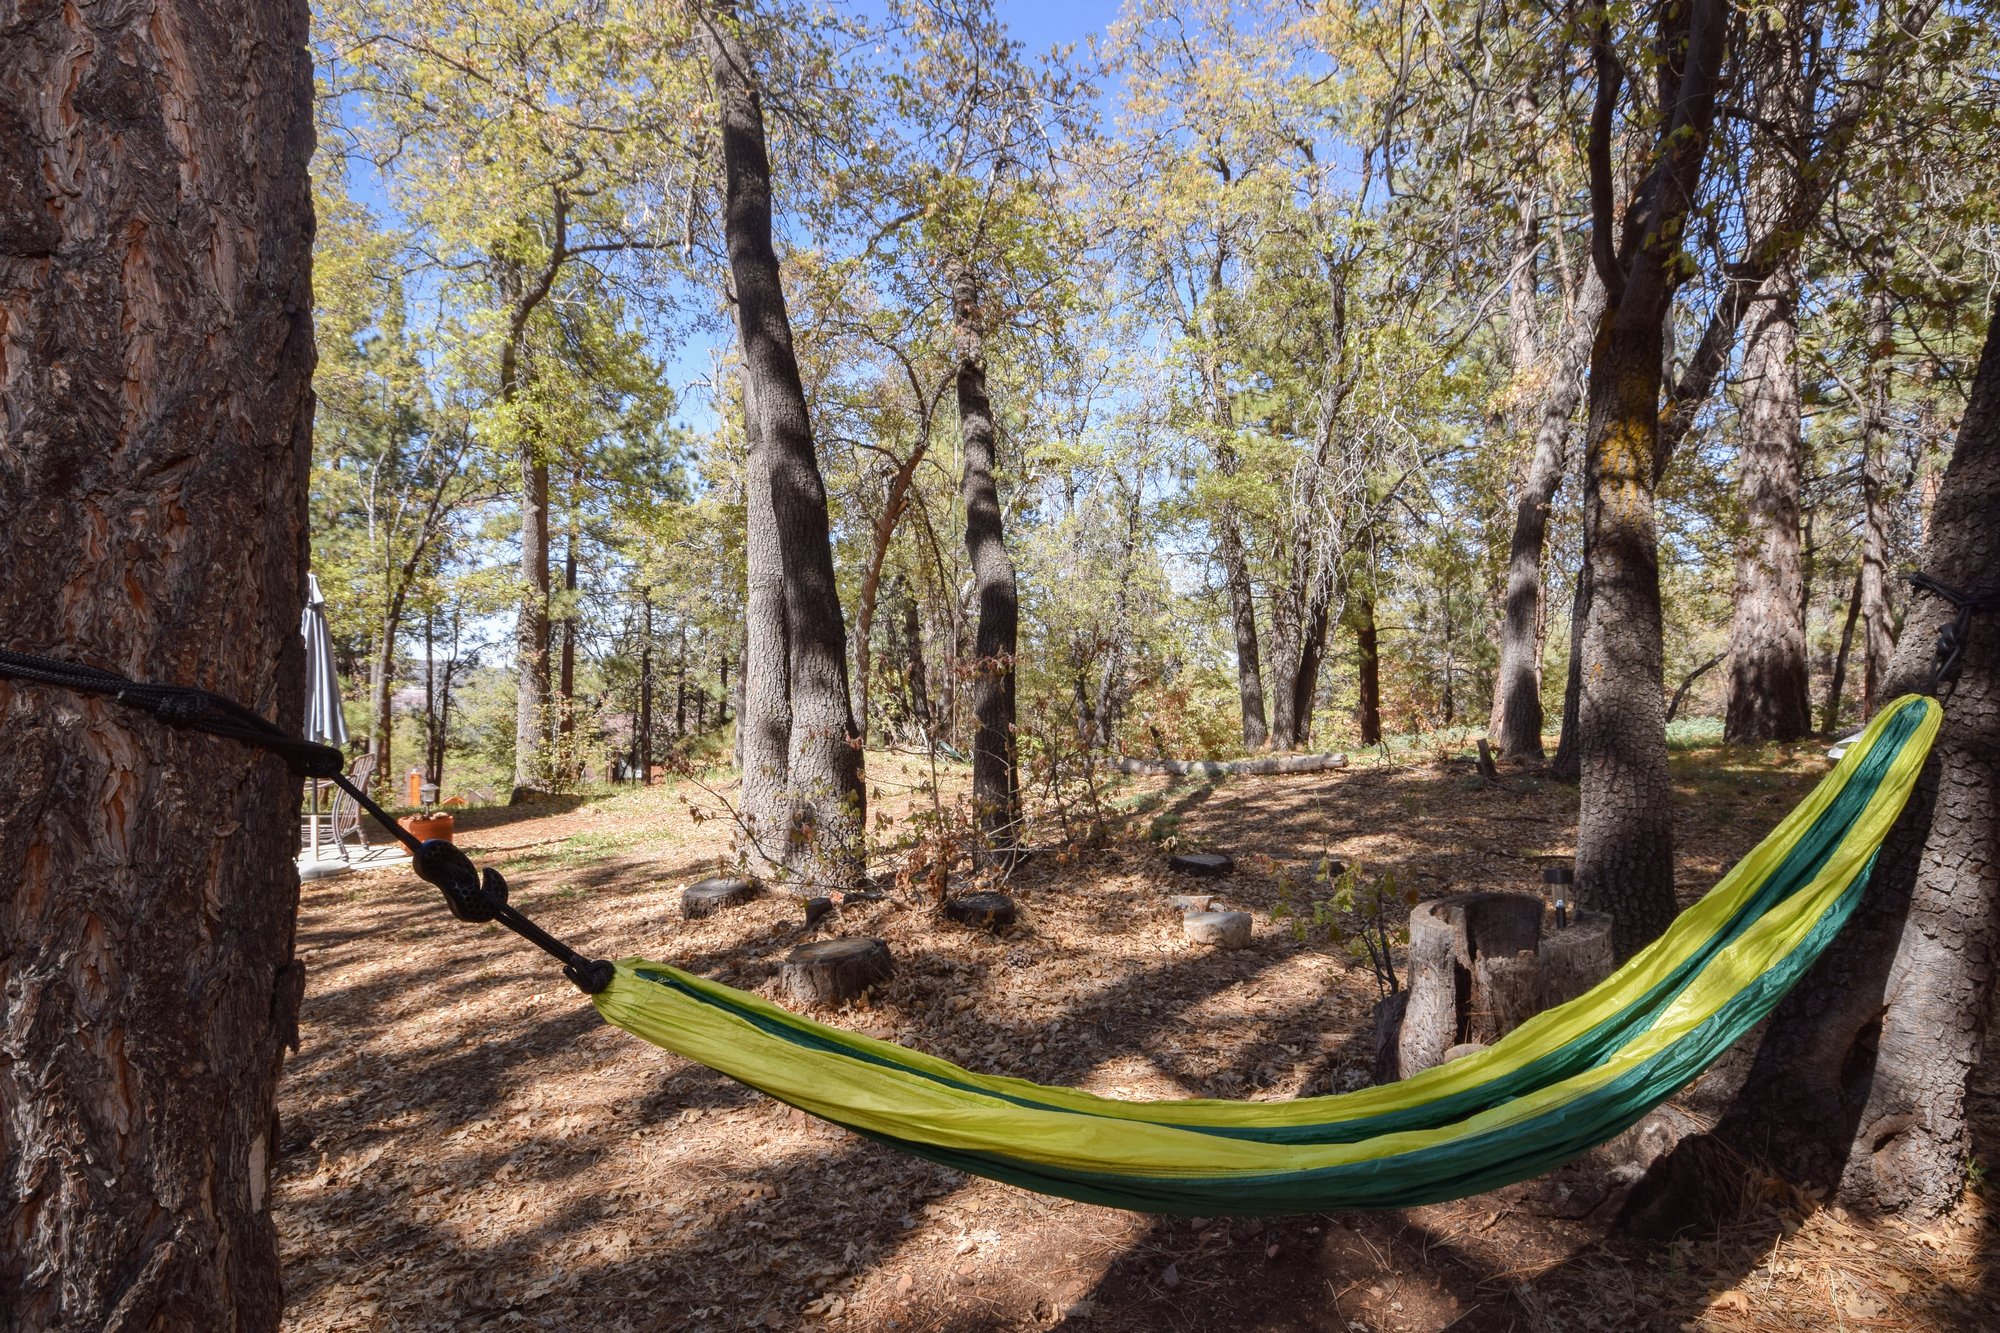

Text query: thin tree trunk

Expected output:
[369,622,394,800]
[556,512,579,776]
[1550,557,1589,781]
[512,450,551,799]
[1218,513,1269,748]
[851,447,925,746]
[1354,591,1382,746]
[0,2,315,1324]
[638,592,653,783]
[676,623,689,737]
[709,3,866,889]
[956,271,1022,861]
[1490,275,1604,759]
[1289,587,1332,749]
[1825,566,1863,734]
[1860,277,1896,716]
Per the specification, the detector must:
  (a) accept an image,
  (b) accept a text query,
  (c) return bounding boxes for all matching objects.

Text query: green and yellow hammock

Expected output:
[591,695,1939,1216]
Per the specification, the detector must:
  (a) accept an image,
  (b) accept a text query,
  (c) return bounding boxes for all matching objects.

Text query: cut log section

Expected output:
[1183,910,1253,949]
[683,876,759,919]
[942,891,1017,931]
[1115,753,1349,778]
[780,937,894,1007]
[1384,892,1614,1080]
[1170,852,1235,878]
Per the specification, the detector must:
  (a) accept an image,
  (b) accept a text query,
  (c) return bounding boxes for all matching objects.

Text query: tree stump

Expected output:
[943,891,1017,931]
[1385,892,1614,1080]
[1537,910,1615,1008]
[1184,910,1253,949]
[780,938,894,1007]
[1171,852,1234,878]
[683,876,759,919]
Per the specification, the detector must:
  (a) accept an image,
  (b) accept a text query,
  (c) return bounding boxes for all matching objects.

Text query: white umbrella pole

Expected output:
[309,779,320,861]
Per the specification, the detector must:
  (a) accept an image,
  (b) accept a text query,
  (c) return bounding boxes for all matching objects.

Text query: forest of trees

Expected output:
[4,0,1998,1326]
[301,0,1997,1194]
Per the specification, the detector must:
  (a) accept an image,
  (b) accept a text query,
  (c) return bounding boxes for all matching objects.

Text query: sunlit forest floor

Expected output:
[274,738,1997,1332]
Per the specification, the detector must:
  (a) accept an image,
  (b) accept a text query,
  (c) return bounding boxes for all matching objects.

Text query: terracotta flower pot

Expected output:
[401,813,455,844]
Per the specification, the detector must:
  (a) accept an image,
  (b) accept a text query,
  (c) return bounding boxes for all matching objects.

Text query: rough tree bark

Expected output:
[1646,303,2000,1222]
[0,2,317,1326]
[1724,9,1812,742]
[736,335,790,871]
[708,5,866,889]
[509,355,551,800]
[1354,591,1382,746]
[1859,275,1897,717]
[1574,0,1728,959]
[1723,260,1813,741]
[1489,274,1604,759]
[955,270,1022,860]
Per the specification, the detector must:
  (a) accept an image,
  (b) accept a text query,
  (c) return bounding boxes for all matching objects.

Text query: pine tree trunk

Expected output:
[512,450,551,799]
[1354,591,1382,746]
[1723,261,1812,741]
[956,272,1022,860]
[0,2,315,1325]
[1490,275,1602,759]
[1695,303,2000,1218]
[1550,555,1589,781]
[1825,566,1863,733]
[369,623,394,799]
[638,592,654,782]
[709,3,866,889]
[1218,513,1270,748]
[1860,278,1896,717]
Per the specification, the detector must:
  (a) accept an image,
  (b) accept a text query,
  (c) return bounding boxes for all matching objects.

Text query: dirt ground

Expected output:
[274,741,1999,1332]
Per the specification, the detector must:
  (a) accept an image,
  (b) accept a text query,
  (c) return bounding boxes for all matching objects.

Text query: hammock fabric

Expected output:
[592,695,1940,1216]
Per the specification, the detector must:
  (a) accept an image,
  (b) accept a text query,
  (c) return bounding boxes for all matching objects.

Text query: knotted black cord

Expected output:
[0,646,614,994]
[1904,573,2000,697]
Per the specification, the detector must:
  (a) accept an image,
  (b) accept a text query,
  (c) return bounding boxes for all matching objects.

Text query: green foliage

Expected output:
[1271,858,1416,999]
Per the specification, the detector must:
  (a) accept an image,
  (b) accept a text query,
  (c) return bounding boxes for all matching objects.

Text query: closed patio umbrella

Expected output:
[302,574,349,870]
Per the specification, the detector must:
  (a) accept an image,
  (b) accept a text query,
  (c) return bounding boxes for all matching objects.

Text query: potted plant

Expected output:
[400,807,455,844]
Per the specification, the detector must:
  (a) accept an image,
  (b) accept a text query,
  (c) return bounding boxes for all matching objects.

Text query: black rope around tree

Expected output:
[0,646,614,994]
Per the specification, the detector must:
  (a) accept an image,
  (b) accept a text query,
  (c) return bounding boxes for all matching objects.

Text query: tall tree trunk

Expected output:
[1860,276,1897,717]
[955,271,1022,860]
[1354,591,1382,746]
[1572,0,1726,959]
[1549,557,1589,781]
[1576,320,1680,959]
[737,349,791,870]
[1218,514,1269,748]
[556,513,579,776]
[1722,8,1813,743]
[369,622,395,800]
[850,447,925,747]
[512,449,551,799]
[1723,260,1813,741]
[1684,302,2000,1218]
[1825,566,1863,733]
[1288,587,1332,749]
[709,4,866,889]
[1490,274,1604,759]
[0,2,315,1325]
[638,592,653,783]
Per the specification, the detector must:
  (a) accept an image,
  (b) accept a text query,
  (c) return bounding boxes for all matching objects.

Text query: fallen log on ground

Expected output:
[1111,752,1349,778]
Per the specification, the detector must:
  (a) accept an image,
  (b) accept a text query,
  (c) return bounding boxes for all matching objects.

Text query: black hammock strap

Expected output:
[1906,573,2000,696]
[0,646,614,994]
